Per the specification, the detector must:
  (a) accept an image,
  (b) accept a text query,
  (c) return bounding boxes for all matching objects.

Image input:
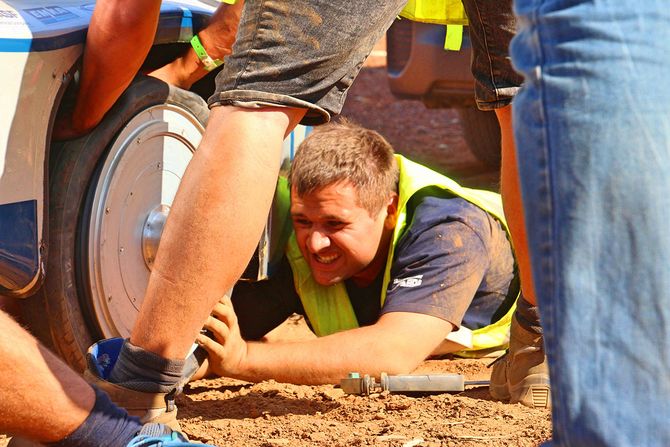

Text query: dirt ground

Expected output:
[0,50,552,447]
[178,59,553,446]
[174,315,551,447]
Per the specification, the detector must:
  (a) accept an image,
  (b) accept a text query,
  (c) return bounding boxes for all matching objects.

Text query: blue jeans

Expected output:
[511,0,670,445]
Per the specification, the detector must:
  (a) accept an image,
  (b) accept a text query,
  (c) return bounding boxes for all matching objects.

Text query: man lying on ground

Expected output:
[193,120,520,384]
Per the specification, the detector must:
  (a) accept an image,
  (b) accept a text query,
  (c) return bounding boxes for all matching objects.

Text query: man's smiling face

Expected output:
[290,180,395,286]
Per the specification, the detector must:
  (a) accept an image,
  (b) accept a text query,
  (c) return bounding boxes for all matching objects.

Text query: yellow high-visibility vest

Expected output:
[286,155,517,356]
[400,0,468,25]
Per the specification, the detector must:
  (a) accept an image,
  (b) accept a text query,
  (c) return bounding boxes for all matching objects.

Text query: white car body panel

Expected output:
[0,47,78,221]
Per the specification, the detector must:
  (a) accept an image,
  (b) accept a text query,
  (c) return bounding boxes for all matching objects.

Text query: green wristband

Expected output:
[190,34,223,71]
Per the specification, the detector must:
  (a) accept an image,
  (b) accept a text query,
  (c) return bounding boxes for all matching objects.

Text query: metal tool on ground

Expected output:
[340,372,490,395]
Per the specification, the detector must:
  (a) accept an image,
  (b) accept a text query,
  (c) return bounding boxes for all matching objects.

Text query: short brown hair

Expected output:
[289,119,399,215]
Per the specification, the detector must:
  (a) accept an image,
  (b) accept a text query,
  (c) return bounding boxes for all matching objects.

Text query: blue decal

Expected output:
[24,6,78,25]
[179,7,193,42]
[180,7,192,32]
[0,29,87,52]
[0,200,39,292]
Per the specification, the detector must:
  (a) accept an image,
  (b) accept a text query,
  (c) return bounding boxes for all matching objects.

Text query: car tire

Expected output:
[457,107,502,169]
[22,76,209,371]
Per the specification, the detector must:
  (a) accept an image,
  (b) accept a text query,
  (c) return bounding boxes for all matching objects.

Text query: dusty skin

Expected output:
[0,56,551,447]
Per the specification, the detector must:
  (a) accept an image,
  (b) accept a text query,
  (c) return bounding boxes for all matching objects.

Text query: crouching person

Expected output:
[195,120,520,385]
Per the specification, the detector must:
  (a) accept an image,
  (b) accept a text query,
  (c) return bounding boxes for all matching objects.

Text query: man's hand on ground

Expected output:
[196,295,249,378]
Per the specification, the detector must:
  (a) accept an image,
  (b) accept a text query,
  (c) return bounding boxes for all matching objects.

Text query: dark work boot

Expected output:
[489,315,551,409]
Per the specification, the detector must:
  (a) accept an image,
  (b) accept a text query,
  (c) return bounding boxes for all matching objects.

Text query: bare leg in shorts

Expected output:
[130,0,407,360]
[129,105,305,358]
[460,0,550,410]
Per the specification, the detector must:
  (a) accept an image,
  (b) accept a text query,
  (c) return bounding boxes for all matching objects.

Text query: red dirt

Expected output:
[177,317,552,446]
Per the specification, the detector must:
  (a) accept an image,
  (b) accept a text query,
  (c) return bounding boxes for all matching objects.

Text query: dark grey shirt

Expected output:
[232,192,517,340]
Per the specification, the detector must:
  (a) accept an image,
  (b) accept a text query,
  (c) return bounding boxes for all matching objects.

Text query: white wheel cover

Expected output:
[87,104,204,337]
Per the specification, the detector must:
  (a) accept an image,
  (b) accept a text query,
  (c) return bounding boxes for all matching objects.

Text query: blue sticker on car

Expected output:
[24,6,78,25]
[0,199,39,292]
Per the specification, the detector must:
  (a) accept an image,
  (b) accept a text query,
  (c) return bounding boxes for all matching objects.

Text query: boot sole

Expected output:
[509,374,551,409]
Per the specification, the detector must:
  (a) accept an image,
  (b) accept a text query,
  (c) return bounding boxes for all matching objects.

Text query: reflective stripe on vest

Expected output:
[286,155,517,354]
[399,0,468,50]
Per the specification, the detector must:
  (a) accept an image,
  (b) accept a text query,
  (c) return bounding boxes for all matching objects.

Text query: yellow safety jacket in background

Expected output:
[400,0,468,50]
[400,0,467,25]
[286,155,517,356]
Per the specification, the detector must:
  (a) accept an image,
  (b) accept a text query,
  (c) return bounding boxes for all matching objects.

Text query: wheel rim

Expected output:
[86,104,204,338]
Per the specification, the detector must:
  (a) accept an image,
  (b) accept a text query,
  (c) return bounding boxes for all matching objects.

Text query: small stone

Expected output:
[321,388,345,400]
[309,432,329,442]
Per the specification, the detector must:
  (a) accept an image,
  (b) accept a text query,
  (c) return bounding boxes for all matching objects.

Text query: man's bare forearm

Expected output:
[71,0,244,135]
[71,0,162,135]
[199,0,244,61]
[149,0,244,89]
[232,313,453,385]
